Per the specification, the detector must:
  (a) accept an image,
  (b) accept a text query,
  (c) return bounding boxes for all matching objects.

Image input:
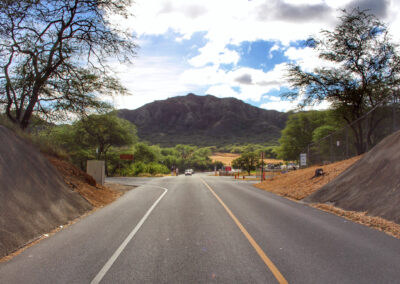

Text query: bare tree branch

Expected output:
[0,0,137,129]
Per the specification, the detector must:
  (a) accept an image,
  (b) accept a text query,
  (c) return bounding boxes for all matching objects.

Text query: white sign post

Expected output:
[300,153,307,167]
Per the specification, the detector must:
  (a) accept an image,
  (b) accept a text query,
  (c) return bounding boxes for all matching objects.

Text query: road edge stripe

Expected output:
[90,186,168,284]
[201,179,288,284]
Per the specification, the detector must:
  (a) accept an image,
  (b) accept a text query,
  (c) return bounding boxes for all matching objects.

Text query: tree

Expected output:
[261,146,278,159]
[277,111,337,161]
[74,113,137,174]
[0,0,136,129]
[232,152,259,175]
[285,8,400,154]
[175,144,196,160]
[133,143,158,164]
[159,145,216,172]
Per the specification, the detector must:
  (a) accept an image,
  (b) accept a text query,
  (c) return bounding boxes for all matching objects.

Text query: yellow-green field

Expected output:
[210,152,284,166]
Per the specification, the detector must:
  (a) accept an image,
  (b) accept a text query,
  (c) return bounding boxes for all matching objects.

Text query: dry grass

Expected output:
[254,156,362,200]
[104,183,136,193]
[254,155,400,240]
[47,157,122,208]
[210,152,284,166]
[210,152,240,166]
[312,204,400,239]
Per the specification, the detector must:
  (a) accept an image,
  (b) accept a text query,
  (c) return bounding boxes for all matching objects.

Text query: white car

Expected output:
[287,163,299,170]
[185,169,192,176]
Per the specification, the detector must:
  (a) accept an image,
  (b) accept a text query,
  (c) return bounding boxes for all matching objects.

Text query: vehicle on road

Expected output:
[287,163,299,170]
[185,169,192,176]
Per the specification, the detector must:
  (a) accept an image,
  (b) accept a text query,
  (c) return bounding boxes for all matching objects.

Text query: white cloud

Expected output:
[206,84,240,98]
[188,43,240,67]
[125,0,400,55]
[284,46,336,71]
[268,42,281,58]
[126,0,340,45]
[180,63,288,102]
[387,0,400,42]
[260,100,298,112]
[179,65,228,86]
[264,95,281,102]
[261,95,331,112]
[106,0,400,111]
[109,56,189,109]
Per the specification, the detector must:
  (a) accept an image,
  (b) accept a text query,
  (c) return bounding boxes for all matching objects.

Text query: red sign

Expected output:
[225,166,232,171]
[120,154,134,160]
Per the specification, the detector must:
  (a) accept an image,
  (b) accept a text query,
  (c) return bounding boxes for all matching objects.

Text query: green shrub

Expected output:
[117,161,169,176]
[146,162,169,175]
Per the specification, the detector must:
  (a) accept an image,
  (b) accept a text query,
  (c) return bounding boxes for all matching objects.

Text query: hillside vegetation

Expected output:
[118,93,287,146]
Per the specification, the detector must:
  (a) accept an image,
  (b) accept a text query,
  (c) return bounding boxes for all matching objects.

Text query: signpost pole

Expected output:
[300,153,307,168]
[261,152,264,182]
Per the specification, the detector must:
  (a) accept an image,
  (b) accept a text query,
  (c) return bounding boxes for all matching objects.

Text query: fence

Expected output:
[303,102,400,166]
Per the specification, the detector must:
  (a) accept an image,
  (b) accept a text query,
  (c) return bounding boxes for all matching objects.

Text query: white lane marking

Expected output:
[90,186,168,284]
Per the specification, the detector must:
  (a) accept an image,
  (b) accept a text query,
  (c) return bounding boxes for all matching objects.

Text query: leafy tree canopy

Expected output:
[0,0,136,129]
[285,8,400,154]
[232,152,260,175]
[277,110,339,161]
[74,112,137,160]
[134,143,159,164]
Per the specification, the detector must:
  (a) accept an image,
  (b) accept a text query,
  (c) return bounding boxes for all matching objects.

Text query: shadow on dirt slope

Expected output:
[0,126,92,258]
[305,130,400,224]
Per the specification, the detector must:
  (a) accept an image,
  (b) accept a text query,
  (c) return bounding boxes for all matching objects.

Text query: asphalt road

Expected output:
[1,173,400,283]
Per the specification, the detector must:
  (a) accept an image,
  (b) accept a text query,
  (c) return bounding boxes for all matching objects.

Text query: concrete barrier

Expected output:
[87,160,105,186]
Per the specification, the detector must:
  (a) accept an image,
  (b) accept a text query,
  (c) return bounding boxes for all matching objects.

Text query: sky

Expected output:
[108,0,400,112]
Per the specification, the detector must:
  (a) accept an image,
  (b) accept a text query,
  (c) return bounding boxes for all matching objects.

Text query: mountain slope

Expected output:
[118,94,287,146]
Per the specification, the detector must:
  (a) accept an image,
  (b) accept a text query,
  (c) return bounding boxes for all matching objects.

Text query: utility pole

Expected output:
[261,152,264,182]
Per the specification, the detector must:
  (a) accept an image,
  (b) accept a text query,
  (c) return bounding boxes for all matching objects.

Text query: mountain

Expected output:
[118,93,288,146]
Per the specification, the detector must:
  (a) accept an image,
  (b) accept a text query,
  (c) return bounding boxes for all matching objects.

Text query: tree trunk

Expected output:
[20,88,40,130]
[104,154,109,177]
[351,119,365,155]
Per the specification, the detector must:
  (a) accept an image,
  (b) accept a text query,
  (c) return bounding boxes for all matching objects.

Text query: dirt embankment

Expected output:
[47,157,122,208]
[254,156,361,200]
[0,126,92,258]
[255,130,400,238]
[305,130,400,224]
[0,126,129,259]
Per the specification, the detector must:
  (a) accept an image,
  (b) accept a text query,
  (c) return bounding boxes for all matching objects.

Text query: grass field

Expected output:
[210,153,240,166]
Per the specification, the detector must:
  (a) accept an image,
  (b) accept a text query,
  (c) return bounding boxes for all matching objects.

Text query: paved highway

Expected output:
[1,173,400,283]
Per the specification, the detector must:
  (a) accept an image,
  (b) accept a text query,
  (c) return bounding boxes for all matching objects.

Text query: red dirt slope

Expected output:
[47,157,121,208]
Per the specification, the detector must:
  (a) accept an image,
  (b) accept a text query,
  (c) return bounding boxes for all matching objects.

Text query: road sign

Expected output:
[300,153,307,166]
[120,154,134,160]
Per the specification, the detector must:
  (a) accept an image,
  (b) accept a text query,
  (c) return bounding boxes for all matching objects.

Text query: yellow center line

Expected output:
[201,179,288,284]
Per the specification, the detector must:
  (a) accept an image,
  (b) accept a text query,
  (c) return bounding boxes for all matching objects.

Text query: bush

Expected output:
[0,117,70,160]
[30,134,70,160]
[146,162,170,175]
[117,161,169,176]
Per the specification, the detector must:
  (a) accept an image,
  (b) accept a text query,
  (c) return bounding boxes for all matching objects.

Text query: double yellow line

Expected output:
[201,179,288,284]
